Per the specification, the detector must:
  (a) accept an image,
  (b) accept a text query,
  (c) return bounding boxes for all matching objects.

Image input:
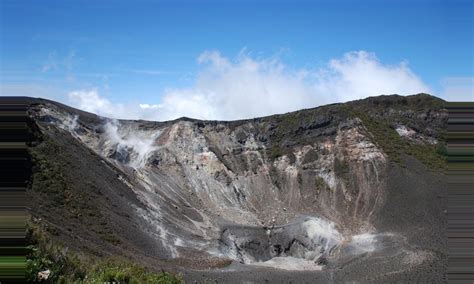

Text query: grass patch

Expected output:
[85,260,183,284]
[26,222,183,283]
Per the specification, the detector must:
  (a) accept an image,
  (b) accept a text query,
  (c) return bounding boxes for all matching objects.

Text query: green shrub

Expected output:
[267,145,283,160]
[26,245,183,284]
[26,223,183,283]
[85,259,183,284]
[436,142,448,156]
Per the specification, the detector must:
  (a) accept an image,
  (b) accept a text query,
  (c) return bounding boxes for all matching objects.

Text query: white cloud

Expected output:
[66,50,432,121]
[139,103,160,109]
[68,89,127,118]
[314,51,430,102]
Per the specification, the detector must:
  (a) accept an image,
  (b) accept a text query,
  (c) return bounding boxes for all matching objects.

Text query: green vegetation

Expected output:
[436,142,448,156]
[264,95,447,170]
[84,260,183,284]
[354,111,405,164]
[27,137,183,283]
[263,95,447,171]
[270,112,302,143]
[405,143,447,170]
[314,176,329,193]
[339,94,447,171]
[267,144,284,160]
[26,223,183,283]
[348,108,446,170]
[26,246,183,283]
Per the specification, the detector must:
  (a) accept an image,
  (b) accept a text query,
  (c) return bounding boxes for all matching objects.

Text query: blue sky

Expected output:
[1,0,473,120]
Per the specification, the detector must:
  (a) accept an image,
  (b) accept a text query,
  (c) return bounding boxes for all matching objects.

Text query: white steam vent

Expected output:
[219,217,344,270]
[219,216,382,271]
[103,119,162,168]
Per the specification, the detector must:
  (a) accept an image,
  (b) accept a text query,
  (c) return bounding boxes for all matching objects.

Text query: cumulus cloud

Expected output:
[68,89,127,118]
[67,50,431,121]
[314,51,430,102]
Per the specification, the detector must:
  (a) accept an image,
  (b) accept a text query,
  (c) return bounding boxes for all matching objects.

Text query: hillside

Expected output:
[24,93,447,282]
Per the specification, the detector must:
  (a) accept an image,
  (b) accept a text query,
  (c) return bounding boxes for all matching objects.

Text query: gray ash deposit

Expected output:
[24,94,447,282]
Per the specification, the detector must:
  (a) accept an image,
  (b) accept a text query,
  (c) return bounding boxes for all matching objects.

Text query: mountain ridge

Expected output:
[18,92,444,123]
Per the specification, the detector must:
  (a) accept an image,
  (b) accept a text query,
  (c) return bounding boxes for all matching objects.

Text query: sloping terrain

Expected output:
[25,94,447,282]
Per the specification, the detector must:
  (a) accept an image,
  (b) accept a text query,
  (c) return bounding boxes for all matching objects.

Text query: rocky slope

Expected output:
[25,93,447,282]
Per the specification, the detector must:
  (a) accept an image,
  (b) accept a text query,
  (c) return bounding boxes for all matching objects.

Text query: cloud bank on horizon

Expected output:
[67,50,431,121]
